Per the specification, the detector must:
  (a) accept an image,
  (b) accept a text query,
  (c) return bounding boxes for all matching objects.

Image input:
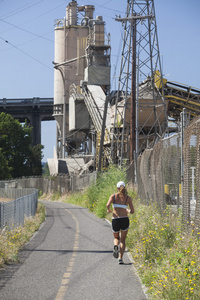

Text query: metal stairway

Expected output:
[81,84,103,132]
[82,83,111,166]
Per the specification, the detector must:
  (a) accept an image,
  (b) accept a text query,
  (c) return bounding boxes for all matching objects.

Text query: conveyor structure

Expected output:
[164,81,200,120]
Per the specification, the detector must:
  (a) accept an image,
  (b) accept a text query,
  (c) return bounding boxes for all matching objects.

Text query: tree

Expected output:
[0,148,12,179]
[0,112,44,179]
[42,162,50,177]
[27,144,44,176]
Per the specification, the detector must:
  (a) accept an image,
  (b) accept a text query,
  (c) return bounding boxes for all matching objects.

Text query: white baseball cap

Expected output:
[117,181,125,188]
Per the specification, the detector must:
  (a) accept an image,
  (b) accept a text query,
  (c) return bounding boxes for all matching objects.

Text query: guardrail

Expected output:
[0,188,38,230]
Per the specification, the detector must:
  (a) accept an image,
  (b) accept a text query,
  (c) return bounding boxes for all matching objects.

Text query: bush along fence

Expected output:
[137,113,200,231]
[0,188,38,230]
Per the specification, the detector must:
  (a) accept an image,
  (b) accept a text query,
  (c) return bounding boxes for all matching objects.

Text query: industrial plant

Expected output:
[48,0,200,176]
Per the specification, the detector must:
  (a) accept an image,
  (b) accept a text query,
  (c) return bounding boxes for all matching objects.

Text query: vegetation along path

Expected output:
[0,200,147,300]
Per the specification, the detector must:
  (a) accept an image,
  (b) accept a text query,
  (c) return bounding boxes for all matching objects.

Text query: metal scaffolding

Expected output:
[110,0,167,167]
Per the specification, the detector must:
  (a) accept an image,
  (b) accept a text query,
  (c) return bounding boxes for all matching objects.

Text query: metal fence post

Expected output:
[0,202,1,229]
[181,108,187,203]
[1,202,4,230]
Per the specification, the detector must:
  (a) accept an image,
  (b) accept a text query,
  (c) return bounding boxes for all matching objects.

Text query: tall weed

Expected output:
[0,203,45,268]
[85,165,127,218]
[64,165,128,218]
[127,199,200,299]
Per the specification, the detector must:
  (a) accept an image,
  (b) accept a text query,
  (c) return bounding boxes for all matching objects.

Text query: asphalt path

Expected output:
[0,201,147,300]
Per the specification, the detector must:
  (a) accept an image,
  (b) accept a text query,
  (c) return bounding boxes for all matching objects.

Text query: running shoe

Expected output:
[118,258,124,264]
[113,245,119,258]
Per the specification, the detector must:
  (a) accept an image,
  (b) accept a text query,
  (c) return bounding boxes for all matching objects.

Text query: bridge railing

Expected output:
[0,97,54,106]
[0,188,38,230]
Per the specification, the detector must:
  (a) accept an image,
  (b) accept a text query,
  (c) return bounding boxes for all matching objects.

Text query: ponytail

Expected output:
[119,186,126,195]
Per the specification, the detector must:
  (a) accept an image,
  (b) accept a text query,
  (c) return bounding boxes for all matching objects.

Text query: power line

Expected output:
[0,19,54,43]
[0,2,68,50]
[87,0,125,15]
[0,2,123,62]
[0,36,53,70]
[0,0,44,19]
[0,1,124,80]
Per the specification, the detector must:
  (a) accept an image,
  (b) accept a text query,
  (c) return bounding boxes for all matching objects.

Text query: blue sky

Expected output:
[0,0,200,162]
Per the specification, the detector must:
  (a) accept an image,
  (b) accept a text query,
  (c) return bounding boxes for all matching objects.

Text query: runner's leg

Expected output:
[113,231,120,246]
[113,232,120,258]
[119,230,128,259]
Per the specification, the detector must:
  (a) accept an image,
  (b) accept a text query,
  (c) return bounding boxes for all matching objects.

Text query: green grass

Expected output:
[51,191,61,201]
[127,200,200,299]
[0,203,45,268]
[64,164,128,218]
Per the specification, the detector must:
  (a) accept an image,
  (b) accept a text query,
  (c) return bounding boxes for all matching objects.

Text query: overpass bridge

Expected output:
[0,97,54,145]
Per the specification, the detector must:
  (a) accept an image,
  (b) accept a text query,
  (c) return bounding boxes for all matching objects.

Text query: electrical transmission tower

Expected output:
[111,0,167,166]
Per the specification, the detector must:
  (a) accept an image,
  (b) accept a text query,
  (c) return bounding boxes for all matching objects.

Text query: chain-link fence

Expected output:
[0,188,38,230]
[137,116,200,231]
[0,172,97,195]
[70,172,97,192]
[137,133,181,208]
[182,117,200,231]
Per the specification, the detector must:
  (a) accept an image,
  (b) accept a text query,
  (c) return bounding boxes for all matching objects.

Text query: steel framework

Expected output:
[110,0,167,166]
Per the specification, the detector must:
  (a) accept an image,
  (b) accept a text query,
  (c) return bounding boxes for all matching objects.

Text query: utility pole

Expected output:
[98,96,109,172]
[130,16,136,163]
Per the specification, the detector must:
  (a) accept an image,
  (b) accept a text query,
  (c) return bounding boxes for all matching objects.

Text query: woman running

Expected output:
[106,181,134,264]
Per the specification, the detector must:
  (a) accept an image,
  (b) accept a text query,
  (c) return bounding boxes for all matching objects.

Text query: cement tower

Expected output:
[49,1,111,174]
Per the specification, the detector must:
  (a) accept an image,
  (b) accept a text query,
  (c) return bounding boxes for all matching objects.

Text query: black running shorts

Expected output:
[112,217,129,233]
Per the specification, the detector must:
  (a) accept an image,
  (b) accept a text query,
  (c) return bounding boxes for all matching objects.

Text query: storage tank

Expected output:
[53,1,110,160]
[54,20,65,109]
[93,16,105,45]
[85,5,95,18]
[53,1,95,158]
[66,0,77,26]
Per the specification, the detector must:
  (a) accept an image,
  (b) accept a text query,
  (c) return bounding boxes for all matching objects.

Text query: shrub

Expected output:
[126,200,200,299]
[0,203,45,268]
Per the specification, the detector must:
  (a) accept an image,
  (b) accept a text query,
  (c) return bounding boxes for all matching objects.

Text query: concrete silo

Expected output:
[51,1,111,174]
[53,1,95,159]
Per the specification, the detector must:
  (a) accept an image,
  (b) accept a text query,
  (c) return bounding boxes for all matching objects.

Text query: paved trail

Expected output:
[0,201,147,300]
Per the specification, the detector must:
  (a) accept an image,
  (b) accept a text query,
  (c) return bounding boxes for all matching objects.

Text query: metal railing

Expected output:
[0,188,38,230]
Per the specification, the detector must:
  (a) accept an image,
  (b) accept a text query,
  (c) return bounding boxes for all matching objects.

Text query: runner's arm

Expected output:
[127,197,134,214]
[106,195,114,213]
